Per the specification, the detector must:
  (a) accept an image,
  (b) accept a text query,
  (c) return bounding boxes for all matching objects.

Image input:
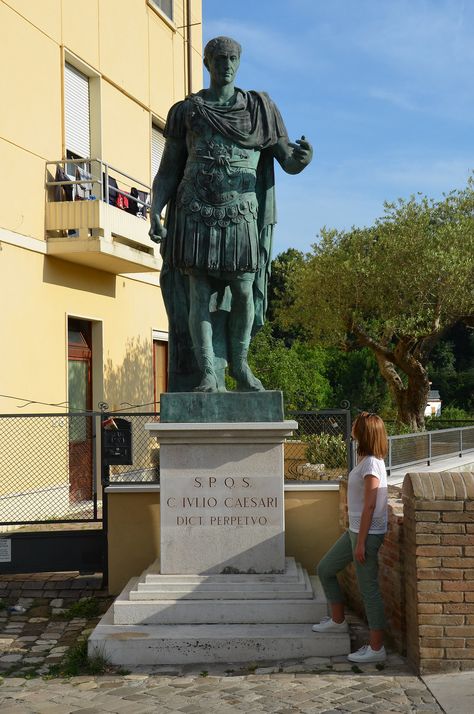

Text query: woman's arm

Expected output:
[354,475,379,564]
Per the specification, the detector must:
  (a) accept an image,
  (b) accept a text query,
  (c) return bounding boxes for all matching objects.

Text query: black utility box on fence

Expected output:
[103,417,133,465]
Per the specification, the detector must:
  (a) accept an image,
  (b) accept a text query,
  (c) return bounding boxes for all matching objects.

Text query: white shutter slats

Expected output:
[151,125,166,181]
[65,64,91,158]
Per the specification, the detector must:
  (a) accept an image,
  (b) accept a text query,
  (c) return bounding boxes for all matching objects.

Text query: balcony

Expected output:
[45,159,161,274]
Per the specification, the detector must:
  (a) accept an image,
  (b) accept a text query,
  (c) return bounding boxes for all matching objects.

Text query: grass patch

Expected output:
[375,662,385,671]
[199,670,209,677]
[351,664,363,674]
[0,599,6,611]
[58,597,102,620]
[47,638,108,678]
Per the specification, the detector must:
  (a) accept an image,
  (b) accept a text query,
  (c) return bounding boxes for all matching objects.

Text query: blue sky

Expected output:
[201,0,474,255]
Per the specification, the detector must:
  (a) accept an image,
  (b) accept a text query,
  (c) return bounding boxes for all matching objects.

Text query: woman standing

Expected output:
[312,412,389,663]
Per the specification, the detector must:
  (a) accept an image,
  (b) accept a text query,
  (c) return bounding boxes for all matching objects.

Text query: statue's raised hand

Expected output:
[288,135,313,168]
[149,213,167,244]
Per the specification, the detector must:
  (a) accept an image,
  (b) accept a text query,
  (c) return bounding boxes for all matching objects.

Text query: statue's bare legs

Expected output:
[228,279,263,391]
[188,274,263,392]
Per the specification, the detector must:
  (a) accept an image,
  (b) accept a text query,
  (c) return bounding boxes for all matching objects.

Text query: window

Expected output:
[150,0,173,21]
[64,63,91,159]
[151,124,166,182]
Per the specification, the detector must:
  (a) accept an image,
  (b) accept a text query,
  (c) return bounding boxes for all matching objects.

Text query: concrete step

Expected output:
[131,568,313,600]
[89,607,350,665]
[142,556,300,583]
[113,574,328,625]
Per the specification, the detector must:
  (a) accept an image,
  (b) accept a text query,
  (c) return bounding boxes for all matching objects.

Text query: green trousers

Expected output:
[317,529,386,630]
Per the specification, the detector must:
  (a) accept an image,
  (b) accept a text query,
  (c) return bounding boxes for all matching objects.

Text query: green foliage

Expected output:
[325,347,390,415]
[428,323,474,413]
[248,323,333,412]
[59,597,101,620]
[426,404,474,430]
[278,179,474,428]
[47,638,108,677]
[303,433,347,469]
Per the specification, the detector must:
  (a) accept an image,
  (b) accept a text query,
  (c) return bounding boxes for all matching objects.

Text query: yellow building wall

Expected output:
[106,488,341,594]
[0,0,201,505]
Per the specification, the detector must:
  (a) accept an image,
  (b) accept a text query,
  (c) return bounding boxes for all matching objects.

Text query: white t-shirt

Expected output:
[347,455,388,534]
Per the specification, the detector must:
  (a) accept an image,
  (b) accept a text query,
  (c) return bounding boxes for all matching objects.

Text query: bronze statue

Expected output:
[150,36,312,393]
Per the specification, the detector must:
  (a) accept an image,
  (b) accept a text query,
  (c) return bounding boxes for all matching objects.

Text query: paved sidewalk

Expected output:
[0,572,446,713]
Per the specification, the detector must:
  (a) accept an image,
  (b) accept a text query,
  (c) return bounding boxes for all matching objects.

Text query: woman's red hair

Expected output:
[353,412,388,459]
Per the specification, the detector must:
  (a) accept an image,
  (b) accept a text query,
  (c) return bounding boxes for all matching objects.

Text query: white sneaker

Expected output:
[312,616,348,633]
[348,644,386,663]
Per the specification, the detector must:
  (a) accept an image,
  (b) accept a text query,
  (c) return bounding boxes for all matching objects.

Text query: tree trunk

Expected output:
[373,352,430,431]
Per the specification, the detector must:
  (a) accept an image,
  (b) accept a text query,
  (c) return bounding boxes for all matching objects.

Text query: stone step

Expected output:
[142,556,300,583]
[89,607,350,665]
[132,568,313,600]
[113,575,328,625]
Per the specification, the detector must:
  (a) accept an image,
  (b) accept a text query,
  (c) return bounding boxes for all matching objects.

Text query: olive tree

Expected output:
[281,181,474,430]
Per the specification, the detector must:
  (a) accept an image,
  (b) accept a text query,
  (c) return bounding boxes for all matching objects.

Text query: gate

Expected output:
[0,413,105,575]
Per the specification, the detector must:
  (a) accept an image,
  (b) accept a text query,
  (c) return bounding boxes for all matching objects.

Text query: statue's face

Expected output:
[206,48,240,87]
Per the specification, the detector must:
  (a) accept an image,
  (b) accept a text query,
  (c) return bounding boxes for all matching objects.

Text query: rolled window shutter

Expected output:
[65,63,91,158]
[151,125,166,181]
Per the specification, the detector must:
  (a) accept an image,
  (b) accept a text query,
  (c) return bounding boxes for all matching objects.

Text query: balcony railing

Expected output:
[45,159,161,274]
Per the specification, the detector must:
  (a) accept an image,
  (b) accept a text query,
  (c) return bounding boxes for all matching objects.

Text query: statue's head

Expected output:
[204,37,242,70]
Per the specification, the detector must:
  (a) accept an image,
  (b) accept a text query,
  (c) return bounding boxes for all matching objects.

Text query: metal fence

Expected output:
[386,425,474,475]
[284,409,352,481]
[0,411,163,526]
[0,413,101,526]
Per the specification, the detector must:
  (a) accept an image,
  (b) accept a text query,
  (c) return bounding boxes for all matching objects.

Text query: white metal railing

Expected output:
[380,426,474,475]
[45,158,151,219]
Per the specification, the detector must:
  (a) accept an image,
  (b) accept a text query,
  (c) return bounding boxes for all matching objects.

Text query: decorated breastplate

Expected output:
[178,132,260,227]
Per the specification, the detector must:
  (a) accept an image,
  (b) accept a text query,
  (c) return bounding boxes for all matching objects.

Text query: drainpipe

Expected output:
[186,0,193,95]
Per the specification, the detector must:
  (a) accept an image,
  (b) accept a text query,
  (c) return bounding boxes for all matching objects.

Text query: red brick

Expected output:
[418,557,442,568]
[447,648,474,658]
[418,581,442,592]
[417,523,465,534]
[442,558,474,568]
[417,535,441,545]
[442,535,474,545]
[419,625,443,636]
[464,593,474,601]
[418,604,443,614]
[463,570,474,580]
[445,626,474,636]
[419,647,445,657]
[443,581,474,591]
[418,592,463,603]
[443,513,474,522]
[422,637,465,648]
[419,501,463,511]
[418,569,463,580]
[465,547,474,556]
[415,511,441,521]
[419,614,464,625]
[416,546,462,557]
[443,604,474,613]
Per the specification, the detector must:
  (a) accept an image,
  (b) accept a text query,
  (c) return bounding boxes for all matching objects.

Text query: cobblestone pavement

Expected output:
[0,573,445,713]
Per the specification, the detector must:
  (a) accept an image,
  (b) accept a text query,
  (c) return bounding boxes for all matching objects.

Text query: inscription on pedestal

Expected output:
[159,440,286,575]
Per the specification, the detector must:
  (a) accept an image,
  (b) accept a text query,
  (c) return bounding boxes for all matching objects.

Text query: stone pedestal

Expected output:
[157,422,292,574]
[89,393,350,665]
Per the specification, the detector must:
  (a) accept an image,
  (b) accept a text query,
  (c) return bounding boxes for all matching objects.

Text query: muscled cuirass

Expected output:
[177,122,261,228]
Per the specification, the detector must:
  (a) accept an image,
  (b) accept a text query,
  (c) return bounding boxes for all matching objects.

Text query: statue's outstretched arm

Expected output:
[273,135,313,175]
[149,137,187,243]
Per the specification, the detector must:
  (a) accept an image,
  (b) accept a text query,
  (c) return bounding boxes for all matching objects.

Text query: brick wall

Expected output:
[338,471,474,673]
[403,471,474,673]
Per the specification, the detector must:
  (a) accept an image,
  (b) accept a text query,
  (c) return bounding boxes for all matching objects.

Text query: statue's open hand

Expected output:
[288,136,313,167]
[149,213,167,244]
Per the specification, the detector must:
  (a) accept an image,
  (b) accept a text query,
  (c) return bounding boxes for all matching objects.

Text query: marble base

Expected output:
[88,558,350,665]
[147,421,296,575]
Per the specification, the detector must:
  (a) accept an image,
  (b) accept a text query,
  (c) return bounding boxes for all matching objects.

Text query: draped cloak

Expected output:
[160,89,288,391]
